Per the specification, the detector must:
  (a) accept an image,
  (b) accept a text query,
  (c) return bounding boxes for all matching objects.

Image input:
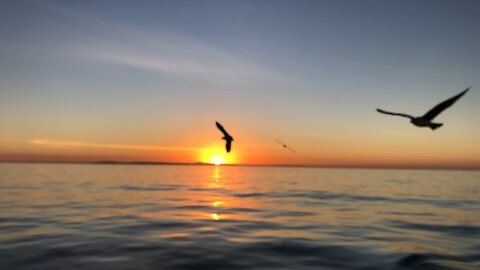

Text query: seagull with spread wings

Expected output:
[276,139,296,153]
[215,121,234,153]
[377,87,470,130]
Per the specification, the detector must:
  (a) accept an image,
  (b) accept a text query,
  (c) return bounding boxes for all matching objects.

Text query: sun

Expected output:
[199,146,237,165]
[211,156,224,165]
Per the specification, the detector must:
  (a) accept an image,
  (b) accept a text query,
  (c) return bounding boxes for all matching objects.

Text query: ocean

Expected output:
[0,163,479,269]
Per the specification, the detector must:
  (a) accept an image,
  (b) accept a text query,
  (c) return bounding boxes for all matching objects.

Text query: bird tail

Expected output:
[429,123,443,130]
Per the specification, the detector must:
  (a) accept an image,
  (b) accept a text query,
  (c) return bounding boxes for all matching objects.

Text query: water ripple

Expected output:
[1,164,479,270]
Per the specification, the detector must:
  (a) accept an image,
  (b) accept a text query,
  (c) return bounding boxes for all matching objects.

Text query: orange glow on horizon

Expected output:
[199,146,237,165]
[0,132,477,169]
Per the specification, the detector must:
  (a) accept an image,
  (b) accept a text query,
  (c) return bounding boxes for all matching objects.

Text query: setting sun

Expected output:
[212,156,224,165]
[199,146,238,165]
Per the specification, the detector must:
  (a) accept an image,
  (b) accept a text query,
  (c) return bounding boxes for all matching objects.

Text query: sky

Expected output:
[1,0,479,169]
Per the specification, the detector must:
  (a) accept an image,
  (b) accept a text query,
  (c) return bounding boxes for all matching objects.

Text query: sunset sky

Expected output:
[1,0,479,169]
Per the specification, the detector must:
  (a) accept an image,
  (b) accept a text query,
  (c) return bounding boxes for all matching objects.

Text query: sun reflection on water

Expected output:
[209,166,224,220]
[212,201,224,207]
[214,166,220,181]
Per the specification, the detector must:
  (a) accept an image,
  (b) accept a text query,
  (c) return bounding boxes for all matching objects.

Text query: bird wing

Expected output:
[376,108,413,119]
[422,87,470,120]
[216,121,230,137]
[286,146,296,153]
[275,139,286,147]
[276,139,296,153]
[226,140,232,153]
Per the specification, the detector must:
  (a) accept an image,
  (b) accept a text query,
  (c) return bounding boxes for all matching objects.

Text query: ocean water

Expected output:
[0,164,479,270]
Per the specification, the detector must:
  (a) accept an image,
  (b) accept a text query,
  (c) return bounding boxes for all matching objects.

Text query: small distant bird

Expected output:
[276,139,296,153]
[377,87,470,130]
[216,121,234,153]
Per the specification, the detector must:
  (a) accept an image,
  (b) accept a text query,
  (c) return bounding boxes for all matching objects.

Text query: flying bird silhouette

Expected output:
[377,87,470,130]
[276,139,296,153]
[216,121,234,153]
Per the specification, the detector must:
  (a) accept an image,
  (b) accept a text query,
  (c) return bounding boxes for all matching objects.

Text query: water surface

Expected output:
[0,164,479,269]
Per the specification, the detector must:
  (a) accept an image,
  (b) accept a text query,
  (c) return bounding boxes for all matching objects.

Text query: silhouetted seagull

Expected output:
[216,121,234,153]
[276,139,296,153]
[377,87,470,130]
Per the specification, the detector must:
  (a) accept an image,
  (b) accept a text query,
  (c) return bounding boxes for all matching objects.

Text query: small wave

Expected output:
[379,211,436,217]
[232,192,266,198]
[259,210,315,218]
[113,219,200,235]
[396,252,480,270]
[0,185,40,190]
[269,189,479,208]
[188,187,228,192]
[115,184,182,191]
[388,220,480,237]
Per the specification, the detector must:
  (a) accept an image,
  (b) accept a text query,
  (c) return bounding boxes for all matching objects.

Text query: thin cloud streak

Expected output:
[74,37,277,85]
[86,49,242,82]
[43,3,279,85]
[29,139,199,152]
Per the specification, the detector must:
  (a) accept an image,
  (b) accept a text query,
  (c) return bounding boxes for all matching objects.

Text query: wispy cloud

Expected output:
[45,3,278,85]
[84,49,246,83]
[29,139,199,152]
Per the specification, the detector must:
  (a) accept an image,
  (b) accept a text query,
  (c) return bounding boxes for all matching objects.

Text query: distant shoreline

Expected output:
[0,160,478,171]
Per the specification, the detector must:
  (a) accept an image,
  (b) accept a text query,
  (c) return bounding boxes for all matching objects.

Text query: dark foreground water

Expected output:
[0,164,479,270]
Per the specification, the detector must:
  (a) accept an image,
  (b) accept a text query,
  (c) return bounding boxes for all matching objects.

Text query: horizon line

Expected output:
[0,160,478,172]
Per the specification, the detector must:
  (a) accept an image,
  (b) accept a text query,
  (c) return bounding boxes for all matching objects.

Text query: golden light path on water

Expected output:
[210,166,223,221]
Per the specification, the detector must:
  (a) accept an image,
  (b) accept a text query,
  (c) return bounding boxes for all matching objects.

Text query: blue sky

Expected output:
[0,0,479,167]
